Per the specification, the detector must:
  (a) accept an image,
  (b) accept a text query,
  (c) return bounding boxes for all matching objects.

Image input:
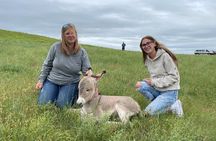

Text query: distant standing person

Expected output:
[135,35,183,117]
[35,23,93,108]
[122,42,126,51]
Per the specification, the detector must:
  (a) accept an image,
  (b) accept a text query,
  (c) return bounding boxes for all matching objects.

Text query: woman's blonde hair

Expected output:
[61,23,80,55]
[139,35,178,65]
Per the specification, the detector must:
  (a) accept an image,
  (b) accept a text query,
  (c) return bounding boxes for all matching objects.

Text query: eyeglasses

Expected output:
[141,41,153,47]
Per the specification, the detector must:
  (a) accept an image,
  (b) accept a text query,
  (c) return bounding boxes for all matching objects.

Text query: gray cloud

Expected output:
[0,0,216,54]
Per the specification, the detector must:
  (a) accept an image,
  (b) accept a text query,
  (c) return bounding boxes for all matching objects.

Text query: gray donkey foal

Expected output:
[77,71,141,123]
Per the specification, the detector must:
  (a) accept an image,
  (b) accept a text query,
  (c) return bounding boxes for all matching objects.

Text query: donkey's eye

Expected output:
[86,89,90,92]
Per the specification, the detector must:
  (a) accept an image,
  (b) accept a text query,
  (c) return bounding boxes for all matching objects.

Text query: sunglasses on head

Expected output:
[62,23,75,29]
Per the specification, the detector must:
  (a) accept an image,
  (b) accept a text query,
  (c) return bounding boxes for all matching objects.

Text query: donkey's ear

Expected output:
[85,69,93,76]
[91,70,106,81]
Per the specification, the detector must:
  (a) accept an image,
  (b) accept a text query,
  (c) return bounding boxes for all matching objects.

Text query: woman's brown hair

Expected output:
[139,35,178,65]
[61,23,80,55]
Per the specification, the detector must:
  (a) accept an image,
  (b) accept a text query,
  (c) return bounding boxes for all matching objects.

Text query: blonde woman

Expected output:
[135,35,183,117]
[36,23,92,108]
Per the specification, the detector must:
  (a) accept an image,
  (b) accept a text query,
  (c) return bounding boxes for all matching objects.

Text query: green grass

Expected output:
[0,29,216,141]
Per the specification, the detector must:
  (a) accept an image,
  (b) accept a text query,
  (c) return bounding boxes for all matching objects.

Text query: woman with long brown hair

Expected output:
[36,23,92,108]
[135,35,183,117]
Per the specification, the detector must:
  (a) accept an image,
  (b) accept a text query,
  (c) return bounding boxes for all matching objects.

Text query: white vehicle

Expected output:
[194,50,216,55]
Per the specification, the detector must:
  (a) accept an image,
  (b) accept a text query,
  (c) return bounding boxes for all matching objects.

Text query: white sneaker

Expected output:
[170,100,184,117]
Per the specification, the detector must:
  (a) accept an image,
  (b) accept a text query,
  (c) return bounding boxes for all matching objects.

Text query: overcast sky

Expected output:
[1,0,216,54]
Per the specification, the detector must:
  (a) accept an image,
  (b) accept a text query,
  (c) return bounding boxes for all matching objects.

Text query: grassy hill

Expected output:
[0,29,216,141]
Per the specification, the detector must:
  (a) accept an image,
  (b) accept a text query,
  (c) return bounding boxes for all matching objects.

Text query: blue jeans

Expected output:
[137,81,178,115]
[38,80,79,108]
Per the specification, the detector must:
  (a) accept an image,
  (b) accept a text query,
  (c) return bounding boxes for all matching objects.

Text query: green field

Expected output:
[0,29,216,141]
